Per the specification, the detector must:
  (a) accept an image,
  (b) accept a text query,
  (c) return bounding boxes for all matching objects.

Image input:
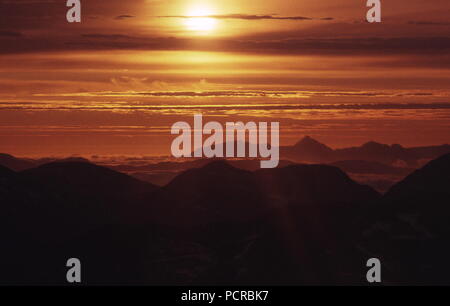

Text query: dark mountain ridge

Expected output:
[361,153,450,285]
[148,160,379,228]
[2,137,449,173]
[1,153,450,285]
[282,136,450,166]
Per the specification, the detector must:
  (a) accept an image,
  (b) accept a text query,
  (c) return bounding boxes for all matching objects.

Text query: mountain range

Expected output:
[3,137,449,172]
[282,136,450,166]
[1,149,450,285]
[2,136,445,193]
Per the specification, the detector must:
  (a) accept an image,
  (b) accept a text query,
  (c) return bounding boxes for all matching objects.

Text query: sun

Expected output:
[184,5,217,33]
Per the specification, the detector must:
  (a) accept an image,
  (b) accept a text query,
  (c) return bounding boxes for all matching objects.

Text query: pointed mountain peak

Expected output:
[385,152,450,199]
[201,159,237,171]
[295,136,333,151]
[165,159,252,190]
[186,159,250,178]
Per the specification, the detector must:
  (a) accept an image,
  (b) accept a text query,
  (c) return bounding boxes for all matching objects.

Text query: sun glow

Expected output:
[184,5,217,33]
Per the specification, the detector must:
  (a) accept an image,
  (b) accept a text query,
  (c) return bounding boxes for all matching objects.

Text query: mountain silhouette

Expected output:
[2,162,158,242]
[21,161,156,196]
[362,153,450,284]
[282,136,334,162]
[255,164,379,206]
[150,160,267,228]
[385,153,450,201]
[0,153,36,171]
[280,136,450,166]
[329,160,413,175]
[295,136,333,150]
[1,152,450,285]
[2,137,450,173]
[149,160,380,227]
[35,156,91,165]
[0,154,92,172]
[0,164,15,180]
[112,158,293,187]
[335,141,409,165]
[143,160,380,284]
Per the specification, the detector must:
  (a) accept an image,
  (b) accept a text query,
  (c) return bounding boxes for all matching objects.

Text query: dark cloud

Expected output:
[114,15,135,20]
[213,36,450,56]
[3,34,450,57]
[0,0,60,3]
[81,34,133,39]
[0,31,23,37]
[408,21,450,26]
[160,14,333,21]
[2,101,450,111]
[79,90,442,99]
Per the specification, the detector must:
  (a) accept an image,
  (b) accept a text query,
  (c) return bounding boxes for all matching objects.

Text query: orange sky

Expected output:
[1,0,450,156]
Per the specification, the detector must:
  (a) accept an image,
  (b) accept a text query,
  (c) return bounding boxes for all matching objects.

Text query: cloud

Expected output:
[115,15,135,20]
[0,0,60,3]
[2,26,450,57]
[2,101,450,111]
[0,31,23,37]
[159,14,333,21]
[37,89,446,100]
[56,36,450,57]
[81,34,133,40]
[408,21,450,26]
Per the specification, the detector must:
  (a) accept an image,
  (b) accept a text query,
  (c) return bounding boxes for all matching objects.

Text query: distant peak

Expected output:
[0,153,15,159]
[200,160,238,172]
[297,136,317,145]
[295,136,332,151]
[362,141,384,148]
[391,143,404,149]
[40,161,92,167]
[301,135,316,141]
[56,157,91,163]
